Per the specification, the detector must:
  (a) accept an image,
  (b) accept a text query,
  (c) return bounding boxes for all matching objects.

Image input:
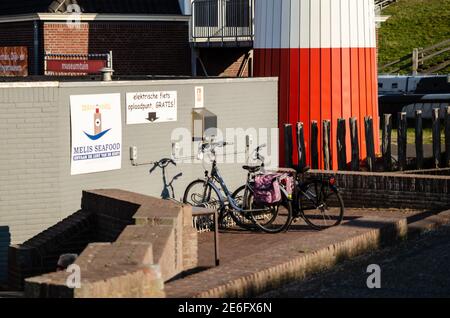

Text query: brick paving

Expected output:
[165,208,425,298]
[196,208,421,268]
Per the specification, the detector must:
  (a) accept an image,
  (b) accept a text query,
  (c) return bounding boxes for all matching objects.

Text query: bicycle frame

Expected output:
[202,160,250,213]
[201,158,275,215]
[292,178,339,217]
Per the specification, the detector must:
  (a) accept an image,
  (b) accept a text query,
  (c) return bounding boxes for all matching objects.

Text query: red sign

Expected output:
[46,59,106,74]
[0,47,28,77]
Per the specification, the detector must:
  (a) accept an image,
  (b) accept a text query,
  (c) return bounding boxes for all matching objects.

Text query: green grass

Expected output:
[380,128,445,144]
[378,0,450,74]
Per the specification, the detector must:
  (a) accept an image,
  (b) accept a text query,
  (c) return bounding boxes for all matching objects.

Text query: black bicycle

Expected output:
[232,145,345,231]
[183,141,293,233]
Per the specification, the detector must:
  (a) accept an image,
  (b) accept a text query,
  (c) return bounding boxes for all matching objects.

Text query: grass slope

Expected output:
[378,0,450,74]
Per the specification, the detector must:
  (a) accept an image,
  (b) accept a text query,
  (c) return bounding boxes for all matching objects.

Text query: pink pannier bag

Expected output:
[254,174,282,204]
[279,174,294,198]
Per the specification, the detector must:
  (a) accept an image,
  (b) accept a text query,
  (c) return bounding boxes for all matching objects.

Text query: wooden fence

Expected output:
[379,39,450,75]
[284,106,450,172]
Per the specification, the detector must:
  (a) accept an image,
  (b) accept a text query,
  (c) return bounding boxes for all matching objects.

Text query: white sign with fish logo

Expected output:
[70,93,122,175]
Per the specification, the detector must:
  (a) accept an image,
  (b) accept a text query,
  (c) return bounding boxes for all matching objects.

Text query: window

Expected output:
[226,0,251,27]
[194,0,219,27]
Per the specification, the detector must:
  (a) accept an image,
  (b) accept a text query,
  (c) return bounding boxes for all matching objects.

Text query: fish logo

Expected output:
[84,108,111,140]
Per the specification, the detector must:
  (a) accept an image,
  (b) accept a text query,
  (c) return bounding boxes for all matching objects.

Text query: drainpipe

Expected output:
[33,20,39,75]
[191,47,198,77]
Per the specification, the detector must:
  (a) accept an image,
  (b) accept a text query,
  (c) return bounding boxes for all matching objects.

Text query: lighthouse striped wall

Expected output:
[254,0,380,169]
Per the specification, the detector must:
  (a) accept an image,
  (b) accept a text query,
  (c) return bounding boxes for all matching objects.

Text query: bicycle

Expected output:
[232,145,345,231]
[183,141,293,233]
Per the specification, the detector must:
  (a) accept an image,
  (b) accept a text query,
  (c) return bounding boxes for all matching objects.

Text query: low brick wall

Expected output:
[401,168,450,176]
[10,190,197,297]
[307,170,450,210]
[8,211,94,290]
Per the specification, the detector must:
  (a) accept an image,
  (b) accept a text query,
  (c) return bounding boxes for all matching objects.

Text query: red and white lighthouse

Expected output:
[254,0,380,169]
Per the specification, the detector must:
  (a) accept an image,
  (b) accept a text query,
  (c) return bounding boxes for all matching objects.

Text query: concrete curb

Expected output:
[408,210,450,237]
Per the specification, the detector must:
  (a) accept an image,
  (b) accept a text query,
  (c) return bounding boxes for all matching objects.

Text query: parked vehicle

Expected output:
[232,145,345,230]
[183,141,345,233]
[183,141,293,233]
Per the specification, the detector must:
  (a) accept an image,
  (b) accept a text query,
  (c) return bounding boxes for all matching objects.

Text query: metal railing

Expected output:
[191,0,254,46]
[375,0,397,11]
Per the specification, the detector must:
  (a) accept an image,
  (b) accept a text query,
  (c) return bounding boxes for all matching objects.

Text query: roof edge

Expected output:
[0,13,190,24]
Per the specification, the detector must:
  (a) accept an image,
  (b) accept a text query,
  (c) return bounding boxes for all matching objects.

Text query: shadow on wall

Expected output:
[197,48,251,77]
[0,226,11,285]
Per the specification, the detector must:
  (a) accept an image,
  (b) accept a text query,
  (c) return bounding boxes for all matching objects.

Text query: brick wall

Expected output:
[43,23,89,55]
[0,20,191,76]
[307,170,450,211]
[88,22,191,75]
[198,48,251,77]
[0,21,38,75]
[22,190,197,298]
[42,21,191,76]
[0,78,278,245]
[402,168,450,176]
[8,211,94,290]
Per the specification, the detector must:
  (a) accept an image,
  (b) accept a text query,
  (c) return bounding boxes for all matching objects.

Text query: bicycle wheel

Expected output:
[246,191,292,234]
[183,179,225,230]
[230,185,258,231]
[298,179,344,230]
[183,179,223,210]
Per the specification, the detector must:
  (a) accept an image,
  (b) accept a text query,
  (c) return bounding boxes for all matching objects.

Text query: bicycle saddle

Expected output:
[242,165,261,173]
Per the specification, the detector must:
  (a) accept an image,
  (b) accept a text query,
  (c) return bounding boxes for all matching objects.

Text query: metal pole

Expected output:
[33,20,40,75]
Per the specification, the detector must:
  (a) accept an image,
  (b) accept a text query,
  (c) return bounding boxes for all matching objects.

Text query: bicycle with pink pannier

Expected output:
[183,141,293,233]
[231,144,345,231]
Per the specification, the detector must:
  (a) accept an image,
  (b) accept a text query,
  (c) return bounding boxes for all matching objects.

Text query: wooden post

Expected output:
[382,114,392,171]
[365,117,376,172]
[311,121,319,169]
[284,124,293,168]
[445,106,450,167]
[432,108,441,168]
[412,48,419,75]
[415,110,424,170]
[214,210,220,266]
[322,120,332,170]
[337,118,347,170]
[350,117,360,171]
[397,112,407,171]
[296,122,307,170]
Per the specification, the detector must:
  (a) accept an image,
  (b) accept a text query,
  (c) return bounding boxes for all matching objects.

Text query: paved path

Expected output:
[196,208,420,268]
[260,224,450,298]
[165,208,425,297]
